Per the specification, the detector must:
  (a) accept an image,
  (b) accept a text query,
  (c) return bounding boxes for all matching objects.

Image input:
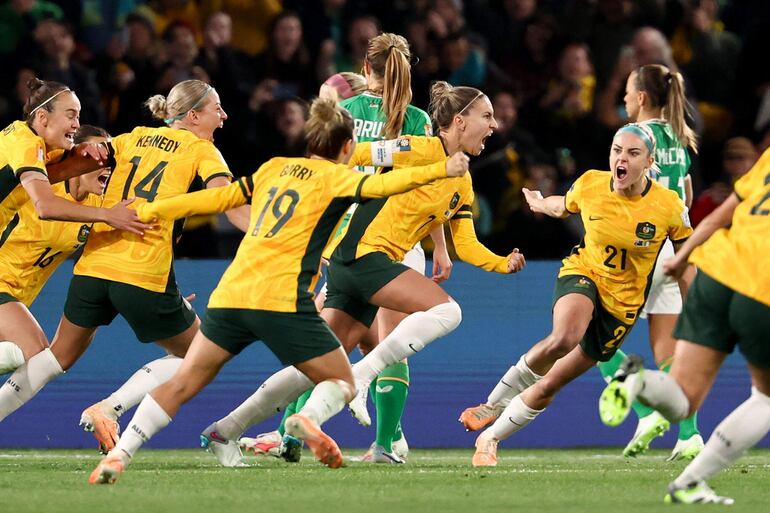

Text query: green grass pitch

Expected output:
[2,448,769,512]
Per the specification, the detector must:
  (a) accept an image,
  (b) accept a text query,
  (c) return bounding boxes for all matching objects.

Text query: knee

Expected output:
[333,378,356,402]
[431,300,462,333]
[541,332,581,360]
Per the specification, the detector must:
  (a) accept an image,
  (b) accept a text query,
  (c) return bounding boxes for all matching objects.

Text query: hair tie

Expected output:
[664,72,673,84]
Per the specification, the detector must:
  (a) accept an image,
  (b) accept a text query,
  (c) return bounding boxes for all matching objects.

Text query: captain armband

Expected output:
[370,138,413,167]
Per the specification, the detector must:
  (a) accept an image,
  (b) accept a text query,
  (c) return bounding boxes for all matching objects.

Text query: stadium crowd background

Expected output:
[1,0,768,259]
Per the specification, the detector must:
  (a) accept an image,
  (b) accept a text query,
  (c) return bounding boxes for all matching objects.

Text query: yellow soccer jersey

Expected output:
[0,181,101,306]
[690,148,770,306]
[559,170,693,322]
[74,126,232,292]
[335,136,510,271]
[0,121,52,232]
[136,156,448,312]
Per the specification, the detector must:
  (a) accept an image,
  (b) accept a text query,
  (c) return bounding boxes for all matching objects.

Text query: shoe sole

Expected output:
[599,380,633,427]
[285,415,343,469]
[459,407,500,432]
[80,410,120,454]
[88,463,123,485]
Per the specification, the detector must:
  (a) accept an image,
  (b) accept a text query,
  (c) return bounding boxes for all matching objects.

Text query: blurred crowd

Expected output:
[1,0,768,258]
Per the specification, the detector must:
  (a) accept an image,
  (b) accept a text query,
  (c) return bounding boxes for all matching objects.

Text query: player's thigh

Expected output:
[49,315,98,370]
[320,307,370,353]
[155,315,201,358]
[370,269,451,313]
[376,307,409,339]
[294,346,354,387]
[0,299,49,359]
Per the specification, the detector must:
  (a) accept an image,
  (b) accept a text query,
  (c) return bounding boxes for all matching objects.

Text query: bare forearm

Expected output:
[224,204,251,232]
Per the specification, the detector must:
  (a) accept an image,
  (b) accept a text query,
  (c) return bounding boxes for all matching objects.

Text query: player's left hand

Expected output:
[507,248,526,273]
[432,246,453,283]
[662,255,687,279]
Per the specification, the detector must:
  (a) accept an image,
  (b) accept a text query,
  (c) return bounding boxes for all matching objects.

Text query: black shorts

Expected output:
[202,308,341,366]
[674,271,770,368]
[553,274,635,362]
[64,275,197,342]
[324,251,410,327]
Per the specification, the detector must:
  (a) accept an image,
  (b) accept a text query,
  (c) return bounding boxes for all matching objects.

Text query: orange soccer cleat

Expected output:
[471,430,499,467]
[459,403,504,432]
[80,401,120,454]
[284,414,343,469]
[88,451,129,485]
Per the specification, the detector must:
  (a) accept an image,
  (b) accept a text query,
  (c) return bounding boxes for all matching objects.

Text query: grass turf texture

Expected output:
[2,449,769,512]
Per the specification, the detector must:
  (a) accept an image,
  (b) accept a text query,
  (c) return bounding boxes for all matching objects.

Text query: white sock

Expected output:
[299,380,347,426]
[674,387,770,487]
[105,356,182,418]
[353,301,462,383]
[488,395,543,440]
[215,366,313,440]
[0,348,63,421]
[114,394,171,458]
[636,369,690,422]
[0,341,25,374]
[487,355,543,407]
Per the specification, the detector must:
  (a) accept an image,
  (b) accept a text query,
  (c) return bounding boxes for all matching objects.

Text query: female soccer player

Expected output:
[88,97,469,482]
[0,79,148,372]
[464,123,692,467]
[0,80,248,452]
[595,64,702,460]
[0,125,110,372]
[599,147,770,505]
[203,82,524,466]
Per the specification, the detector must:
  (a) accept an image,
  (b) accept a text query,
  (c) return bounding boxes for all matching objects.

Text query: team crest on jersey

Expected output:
[449,192,460,210]
[76,224,91,244]
[635,222,656,240]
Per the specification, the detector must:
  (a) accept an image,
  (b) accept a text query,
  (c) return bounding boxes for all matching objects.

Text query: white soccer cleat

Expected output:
[356,443,404,464]
[392,433,409,461]
[664,480,734,505]
[239,430,282,458]
[200,422,249,467]
[80,400,121,454]
[667,434,705,462]
[348,380,371,427]
[623,411,670,457]
[0,341,25,374]
[88,450,130,485]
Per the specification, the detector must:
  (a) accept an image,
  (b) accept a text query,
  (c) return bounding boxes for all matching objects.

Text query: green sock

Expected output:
[374,362,409,452]
[598,349,656,419]
[276,390,312,436]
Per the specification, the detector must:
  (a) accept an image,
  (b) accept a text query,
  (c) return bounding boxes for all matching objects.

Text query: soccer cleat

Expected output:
[623,411,670,457]
[348,380,371,427]
[284,414,343,469]
[459,403,504,432]
[200,422,248,467]
[0,341,25,374]
[279,434,303,463]
[356,443,404,464]
[664,480,735,505]
[471,430,499,467]
[239,430,282,458]
[667,434,705,462]
[599,354,645,427]
[392,433,409,461]
[88,450,130,485]
[80,401,121,454]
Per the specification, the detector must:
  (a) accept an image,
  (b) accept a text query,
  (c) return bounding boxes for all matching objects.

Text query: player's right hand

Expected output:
[105,198,153,235]
[445,152,470,177]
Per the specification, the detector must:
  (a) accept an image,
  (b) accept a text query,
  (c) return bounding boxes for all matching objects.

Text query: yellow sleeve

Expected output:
[10,138,47,179]
[350,136,445,168]
[734,149,770,200]
[668,197,694,243]
[449,188,509,273]
[195,142,233,185]
[331,161,447,201]
[564,173,586,214]
[137,174,253,222]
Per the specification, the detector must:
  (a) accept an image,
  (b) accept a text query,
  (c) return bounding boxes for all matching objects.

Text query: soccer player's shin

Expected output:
[374,362,410,452]
[637,370,690,422]
[105,355,183,417]
[0,348,63,421]
[353,301,461,383]
[489,396,544,440]
[215,366,313,440]
[299,379,350,426]
[487,355,542,407]
[674,387,770,488]
[115,394,171,458]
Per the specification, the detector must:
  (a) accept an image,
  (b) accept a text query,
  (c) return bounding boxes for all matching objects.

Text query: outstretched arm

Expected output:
[137,176,251,222]
[449,213,525,274]
[357,153,468,200]
[522,188,570,218]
